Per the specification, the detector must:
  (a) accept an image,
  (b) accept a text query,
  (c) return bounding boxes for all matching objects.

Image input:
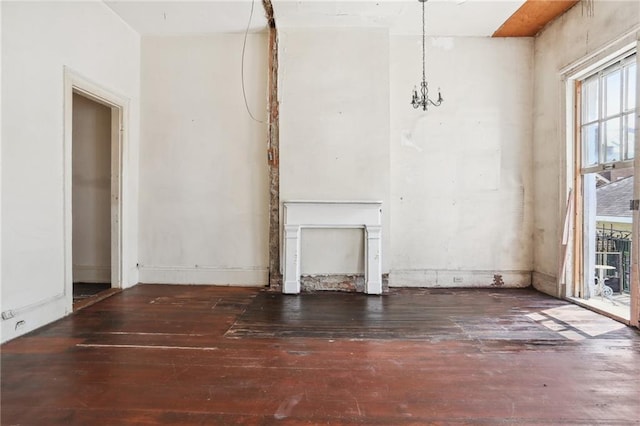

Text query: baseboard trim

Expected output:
[138,266,268,286]
[389,269,532,288]
[532,271,559,297]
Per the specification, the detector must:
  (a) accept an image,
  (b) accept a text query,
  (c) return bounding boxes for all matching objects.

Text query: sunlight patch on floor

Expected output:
[526,303,628,341]
[538,305,626,337]
[570,294,631,323]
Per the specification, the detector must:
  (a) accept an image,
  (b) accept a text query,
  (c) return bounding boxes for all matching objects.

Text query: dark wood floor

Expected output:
[2,285,639,425]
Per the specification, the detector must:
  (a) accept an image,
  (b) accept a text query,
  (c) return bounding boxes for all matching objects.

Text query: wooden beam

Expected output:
[573,81,584,298]
[493,0,580,37]
[263,0,282,289]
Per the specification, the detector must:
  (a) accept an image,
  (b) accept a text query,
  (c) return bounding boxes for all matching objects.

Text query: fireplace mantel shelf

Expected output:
[285,200,383,204]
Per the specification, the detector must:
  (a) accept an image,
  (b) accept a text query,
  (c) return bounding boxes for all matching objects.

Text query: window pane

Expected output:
[583,78,599,123]
[583,123,599,166]
[605,69,622,117]
[626,62,636,111]
[604,117,621,163]
[626,113,636,160]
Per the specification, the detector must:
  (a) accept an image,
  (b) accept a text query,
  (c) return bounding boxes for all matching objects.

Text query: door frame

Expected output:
[632,40,640,328]
[63,68,128,308]
[562,38,639,328]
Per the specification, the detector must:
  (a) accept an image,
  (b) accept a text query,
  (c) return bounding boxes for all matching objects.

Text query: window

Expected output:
[581,53,636,170]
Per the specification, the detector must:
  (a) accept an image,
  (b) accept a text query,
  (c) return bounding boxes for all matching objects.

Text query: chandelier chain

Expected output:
[422,0,425,84]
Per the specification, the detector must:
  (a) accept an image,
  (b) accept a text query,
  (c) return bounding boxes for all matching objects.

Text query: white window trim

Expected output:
[580,51,636,171]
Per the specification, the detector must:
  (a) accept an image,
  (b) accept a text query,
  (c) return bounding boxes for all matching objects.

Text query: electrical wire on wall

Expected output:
[242,0,266,124]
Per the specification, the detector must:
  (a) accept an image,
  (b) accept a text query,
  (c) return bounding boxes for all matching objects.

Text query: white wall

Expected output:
[1,1,140,342]
[389,36,534,287]
[533,1,640,295]
[138,34,269,285]
[278,27,391,275]
[72,94,112,283]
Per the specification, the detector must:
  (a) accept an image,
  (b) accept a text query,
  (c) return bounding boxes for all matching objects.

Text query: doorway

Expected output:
[580,167,634,320]
[65,70,125,311]
[72,93,113,307]
[571,51,637,324]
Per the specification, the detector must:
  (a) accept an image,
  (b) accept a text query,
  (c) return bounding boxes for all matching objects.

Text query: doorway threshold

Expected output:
[567,296,631,326]
[74,288,120,312]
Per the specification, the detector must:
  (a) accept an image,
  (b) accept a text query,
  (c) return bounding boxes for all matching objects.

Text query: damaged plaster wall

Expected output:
[139,34,269,285]
[278,27,391,277]
[389,36,534,287]
[533,1,640,296]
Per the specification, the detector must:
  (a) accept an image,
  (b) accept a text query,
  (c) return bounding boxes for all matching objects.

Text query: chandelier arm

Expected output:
[410,0,443,111]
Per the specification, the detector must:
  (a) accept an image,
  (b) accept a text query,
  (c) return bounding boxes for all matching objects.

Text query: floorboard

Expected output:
[2,284,639,425]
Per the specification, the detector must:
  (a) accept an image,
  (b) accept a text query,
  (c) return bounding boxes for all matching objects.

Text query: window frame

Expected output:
[580,52,636,174]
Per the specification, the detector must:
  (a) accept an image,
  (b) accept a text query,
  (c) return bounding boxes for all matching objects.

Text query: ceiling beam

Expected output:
[493,0,580,37]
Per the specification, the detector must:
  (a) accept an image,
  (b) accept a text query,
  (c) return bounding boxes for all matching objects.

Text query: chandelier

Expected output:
[411,0,443,111]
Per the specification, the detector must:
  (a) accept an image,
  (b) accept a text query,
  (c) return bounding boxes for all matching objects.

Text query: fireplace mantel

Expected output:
[282,201,383,294]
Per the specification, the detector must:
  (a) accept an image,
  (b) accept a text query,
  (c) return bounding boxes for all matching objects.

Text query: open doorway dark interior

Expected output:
[71,92,112,307]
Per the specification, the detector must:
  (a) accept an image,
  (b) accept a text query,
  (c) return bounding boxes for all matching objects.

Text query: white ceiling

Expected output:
[104,0,527,37]
[105,1,269,35]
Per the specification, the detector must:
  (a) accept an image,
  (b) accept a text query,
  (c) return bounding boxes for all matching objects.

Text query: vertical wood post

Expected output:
[263,0,281,289]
